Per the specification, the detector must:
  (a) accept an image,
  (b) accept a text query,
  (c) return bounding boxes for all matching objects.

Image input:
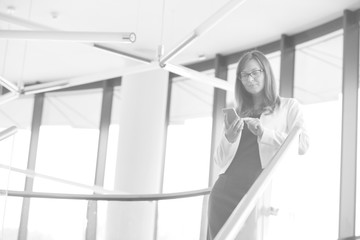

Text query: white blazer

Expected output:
[214,97,309,174]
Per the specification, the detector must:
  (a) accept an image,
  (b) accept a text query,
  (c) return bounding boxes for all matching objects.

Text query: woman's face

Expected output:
[240,59,265,96]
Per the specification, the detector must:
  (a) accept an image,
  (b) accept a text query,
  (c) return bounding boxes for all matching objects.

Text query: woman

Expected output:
[207,50,309,239]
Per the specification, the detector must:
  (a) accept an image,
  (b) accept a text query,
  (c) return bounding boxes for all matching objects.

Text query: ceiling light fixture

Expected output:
[0,0,247,96]
[0,30,136,43]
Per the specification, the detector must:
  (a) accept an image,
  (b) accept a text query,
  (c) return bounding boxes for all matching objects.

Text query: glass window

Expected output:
[266,51,281,89]
[290,30,343,239]
[27,89,102,240]
[227,63,237,107]
[158,72,214,239]
[104,85,121,191]
[0,96,33,240]
[97,85,120,239]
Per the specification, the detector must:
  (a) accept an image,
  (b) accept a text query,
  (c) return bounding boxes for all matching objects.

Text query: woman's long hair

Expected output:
[234,50,280,117]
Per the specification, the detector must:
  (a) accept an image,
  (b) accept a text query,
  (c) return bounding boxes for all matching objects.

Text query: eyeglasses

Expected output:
[240,69,263,81]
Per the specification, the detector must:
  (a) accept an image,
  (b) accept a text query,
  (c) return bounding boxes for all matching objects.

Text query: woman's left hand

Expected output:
[244,118,264,137]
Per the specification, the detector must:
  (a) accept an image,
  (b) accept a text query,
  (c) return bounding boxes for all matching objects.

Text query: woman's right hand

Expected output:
[224,115,244,143]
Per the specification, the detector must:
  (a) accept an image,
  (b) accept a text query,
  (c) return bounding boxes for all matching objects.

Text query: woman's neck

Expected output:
[252,94,263,109]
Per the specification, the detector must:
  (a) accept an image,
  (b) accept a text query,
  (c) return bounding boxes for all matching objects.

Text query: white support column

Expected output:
[105,69,169,240]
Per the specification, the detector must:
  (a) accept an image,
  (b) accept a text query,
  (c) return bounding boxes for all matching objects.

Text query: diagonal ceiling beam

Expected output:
[22,63,158,95]
[93,44,153,64]
[164,63,232,91]
[159,0,249,66]
[0,75,20,93]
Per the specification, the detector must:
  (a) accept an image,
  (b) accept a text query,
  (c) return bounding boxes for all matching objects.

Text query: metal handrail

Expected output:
[0,125,211,202]
[339,237,360,240]
[0,163,119,194]
[215,126,301,240]
[0,126,17,142]
[0,188,211,202]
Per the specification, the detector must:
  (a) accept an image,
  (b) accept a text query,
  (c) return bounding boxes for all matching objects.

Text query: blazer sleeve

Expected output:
[214,130,237,168]
[289,99,309,155]
[260,99,309,155]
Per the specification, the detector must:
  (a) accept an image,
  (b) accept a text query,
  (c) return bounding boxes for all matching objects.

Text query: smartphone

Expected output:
[222,108,239,125]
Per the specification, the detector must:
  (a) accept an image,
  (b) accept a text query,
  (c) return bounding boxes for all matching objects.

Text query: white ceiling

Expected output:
[0,0,359,87]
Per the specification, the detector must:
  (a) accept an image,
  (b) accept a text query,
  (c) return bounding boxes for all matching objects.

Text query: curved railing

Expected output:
[215,126,301,240]
[0,123,211,202]
[0,139,211,202]
[0,187,211,201]
[0,163,117,194]
[0,124,211,239]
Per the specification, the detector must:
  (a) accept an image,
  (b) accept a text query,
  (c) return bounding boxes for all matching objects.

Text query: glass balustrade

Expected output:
[0,124,301,240]
[214,127,300,240]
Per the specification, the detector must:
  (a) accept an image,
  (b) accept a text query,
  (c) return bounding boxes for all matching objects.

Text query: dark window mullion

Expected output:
[18,93,44,240]
[280,34,296,98]
[85,80,116,240]
[202,54,228,239]
[339,9,359,239]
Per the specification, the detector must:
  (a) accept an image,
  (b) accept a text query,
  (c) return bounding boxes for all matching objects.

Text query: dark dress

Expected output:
[207,116,263,239]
